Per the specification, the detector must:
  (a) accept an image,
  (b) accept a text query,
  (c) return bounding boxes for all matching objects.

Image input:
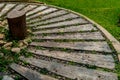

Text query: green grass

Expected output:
[37,0,120,42]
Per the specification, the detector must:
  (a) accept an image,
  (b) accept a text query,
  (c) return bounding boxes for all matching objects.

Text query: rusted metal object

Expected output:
[7,10,27,40]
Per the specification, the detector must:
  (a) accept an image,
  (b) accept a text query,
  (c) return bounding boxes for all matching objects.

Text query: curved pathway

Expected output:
[0,2,120,80]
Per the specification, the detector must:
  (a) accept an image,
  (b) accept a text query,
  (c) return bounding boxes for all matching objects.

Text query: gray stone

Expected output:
[27,10,68,24]
[30,41,112,52]
[27,6,47,16]
[27,8,58,20]
[3,42,12,48]
[0,4,16,17]
[32,18,89,29]
[11,48,21,53]
[0,34,5,40]
[33,32,105,40]
[33,24,97,34]
[30,13,79,26]
[0,40,6,45]
[10,63,58,80]
[20,57,118,80]
[28,49,115,69]
[2,75,14,80]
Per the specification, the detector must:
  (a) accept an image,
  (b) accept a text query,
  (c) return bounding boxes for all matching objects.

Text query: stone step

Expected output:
[33,24,97,34]
[27,10,68,24]
[30,41,112,53]
[27,6,48,16]
[10,63,58,80]
[29,13,80,26]
[28,49,115,69]
[27,8,58,20]
[0,4,16,17]
[32,18,89,30]
[33,32,105,40]
[20,57,118,80]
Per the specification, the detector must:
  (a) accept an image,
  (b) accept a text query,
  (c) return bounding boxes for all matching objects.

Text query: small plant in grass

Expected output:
[115,63,120,80]
[0,76,3,80]
[117,15,120,27]
[0,48,20,72]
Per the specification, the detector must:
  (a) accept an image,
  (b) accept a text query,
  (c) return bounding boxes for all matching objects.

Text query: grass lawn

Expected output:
[37,0,120,42]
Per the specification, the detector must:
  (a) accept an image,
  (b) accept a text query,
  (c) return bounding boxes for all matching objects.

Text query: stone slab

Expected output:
[10,63,58,80]
[33,32,105,40]
[31,13,79,26]
[32,18,89,29]
[27,8,58,20]
[28,10,68,24]
[20,57,118,80]
[27,6,47,16]
[28,49,115,69]
[33,24,97,34]
[30,41,112,52]
[0,4,16,17]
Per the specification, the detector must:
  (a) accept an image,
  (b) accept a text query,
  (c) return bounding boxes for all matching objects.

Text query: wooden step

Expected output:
[28,10,68,24]
[28,49,115,69]
[33,24,97,34]
[31,13,79,26]
[27,8,58,20]
[0,3,16,17]
[10,63,58,80]
[33,32,105,40]
[20,57,118,80]
[30,41,112,53]
[27,5,48,16]
[32,18,89,29]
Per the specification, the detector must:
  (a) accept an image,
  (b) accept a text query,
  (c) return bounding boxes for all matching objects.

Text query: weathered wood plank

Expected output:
[30,41,112,52]
[10,63,58,80]
[33,32,105,40]
[20,57,118,80]
[28,49,115,69]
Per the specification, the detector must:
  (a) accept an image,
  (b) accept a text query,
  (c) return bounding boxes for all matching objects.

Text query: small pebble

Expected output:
[11,48,21,53]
